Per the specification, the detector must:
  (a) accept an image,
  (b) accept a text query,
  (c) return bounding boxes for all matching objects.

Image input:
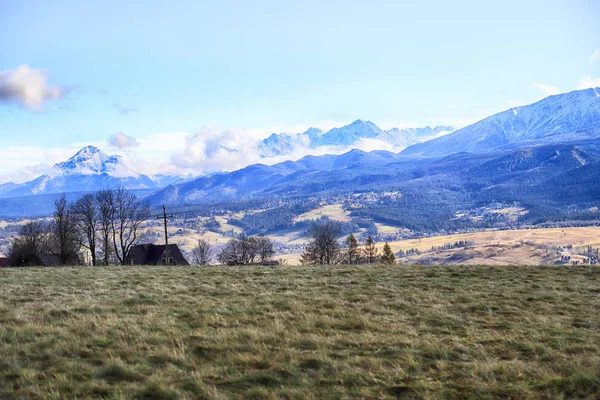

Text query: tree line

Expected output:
[300,220,395,265]
[8,188,151,266]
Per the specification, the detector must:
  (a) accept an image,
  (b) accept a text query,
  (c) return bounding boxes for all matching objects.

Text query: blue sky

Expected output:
[1,0,599,181]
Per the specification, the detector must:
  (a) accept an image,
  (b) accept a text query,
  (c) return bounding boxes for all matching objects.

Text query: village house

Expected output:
[125,243,189,266]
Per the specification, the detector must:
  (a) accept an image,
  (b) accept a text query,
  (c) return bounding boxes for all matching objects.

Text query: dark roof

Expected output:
[0,257,8,267]
[126,244,189,266]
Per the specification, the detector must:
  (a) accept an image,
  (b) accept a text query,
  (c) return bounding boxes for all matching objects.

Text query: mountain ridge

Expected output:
[401,87,600,158]
[257,121,455,157]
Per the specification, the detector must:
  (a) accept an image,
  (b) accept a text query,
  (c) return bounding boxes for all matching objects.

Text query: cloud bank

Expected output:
[0,65,63,110]
[108,132,140,149]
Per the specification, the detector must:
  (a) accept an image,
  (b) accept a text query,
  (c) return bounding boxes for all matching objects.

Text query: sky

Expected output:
[1,0,599,182]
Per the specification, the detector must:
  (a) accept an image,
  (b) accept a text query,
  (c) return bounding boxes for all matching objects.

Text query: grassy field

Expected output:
[294,204,351,223]
[1,265,599,399]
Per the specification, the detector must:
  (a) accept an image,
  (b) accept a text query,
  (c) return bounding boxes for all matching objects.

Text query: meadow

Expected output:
[0,264,599,399]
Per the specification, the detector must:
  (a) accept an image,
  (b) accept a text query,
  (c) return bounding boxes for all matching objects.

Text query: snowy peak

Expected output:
[312,119,384,147]
[257,120,455,157]
[54,145,124,175]
[0,146,179,198]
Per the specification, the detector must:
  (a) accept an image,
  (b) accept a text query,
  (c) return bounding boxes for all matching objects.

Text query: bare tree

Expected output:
[96,189,115,266]
[191,239,213,265]
[218,238,240,265]
[217,234,261,265]
[110,188,151,265]
[255,236,275,262]
[49,194,80,265]
[300,220,342,265]
[8,221,49,266]
[71,193,99,266]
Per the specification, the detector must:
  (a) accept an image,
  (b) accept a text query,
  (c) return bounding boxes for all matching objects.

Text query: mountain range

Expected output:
[149,87,600,205]
[257,121,453,157]
[0,122,454,198]
[1,87,599,217]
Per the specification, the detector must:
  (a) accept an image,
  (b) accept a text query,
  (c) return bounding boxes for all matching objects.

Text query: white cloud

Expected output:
[577,76,600,90]
[590,49,600,64]
[533,83,562,96]
[0,65,63,110]
[108,132,140,149]
[171,126,260,174]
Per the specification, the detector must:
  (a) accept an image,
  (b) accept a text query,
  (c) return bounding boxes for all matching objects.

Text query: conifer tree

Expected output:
[363,236,378,264]
[380,242,396,264]
[345,234,359,264]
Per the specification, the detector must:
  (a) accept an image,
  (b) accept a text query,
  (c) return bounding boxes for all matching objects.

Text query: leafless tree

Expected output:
[217,233,260,265]
[96,189,115,266]
[71,193,99,266]
[300,220,342,265]
[217,238,239,265]
[49,194,80,265]
[8,221,49,266]
[255,236,275,262]
[191,239,213,265]
[110,188,151,265]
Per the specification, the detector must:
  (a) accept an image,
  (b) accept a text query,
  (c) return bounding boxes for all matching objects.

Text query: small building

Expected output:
[125,244,189,266]
[0,257,8,268]
[5,253,73,267]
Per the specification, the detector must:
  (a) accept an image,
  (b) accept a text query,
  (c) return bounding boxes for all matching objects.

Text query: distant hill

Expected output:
[401,87,600,157]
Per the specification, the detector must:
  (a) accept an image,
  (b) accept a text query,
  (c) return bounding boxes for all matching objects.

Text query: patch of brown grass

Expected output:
[0,264,599,399]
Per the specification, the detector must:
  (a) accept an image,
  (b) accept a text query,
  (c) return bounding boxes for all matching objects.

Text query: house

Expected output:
[125,244,189,266]
[5,251,79,267]
[0,257,8,268]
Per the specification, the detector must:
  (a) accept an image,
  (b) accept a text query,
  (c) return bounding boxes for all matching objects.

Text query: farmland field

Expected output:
[1,264,599,399]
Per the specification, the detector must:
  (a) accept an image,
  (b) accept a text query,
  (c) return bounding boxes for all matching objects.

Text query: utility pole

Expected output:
[157,205,174,264]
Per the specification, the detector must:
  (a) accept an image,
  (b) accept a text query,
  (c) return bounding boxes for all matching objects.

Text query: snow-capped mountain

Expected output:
[257,120,454,157]
[0,146,178,198]
[402,87,600,157]
[311,119,384,147]
[54,145,126,175]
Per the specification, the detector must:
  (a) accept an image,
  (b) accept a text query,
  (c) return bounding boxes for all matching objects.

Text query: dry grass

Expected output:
[294,204,351,223]
[261,227,600,266]
[387,227,600,252]
[1,265,599,399]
